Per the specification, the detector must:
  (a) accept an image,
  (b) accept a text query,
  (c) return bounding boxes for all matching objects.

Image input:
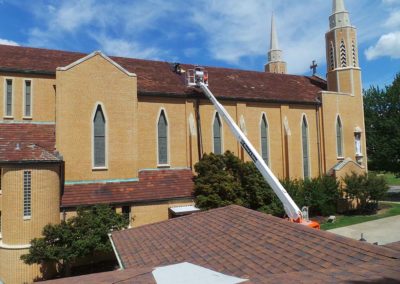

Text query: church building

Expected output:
[0,0,366,282]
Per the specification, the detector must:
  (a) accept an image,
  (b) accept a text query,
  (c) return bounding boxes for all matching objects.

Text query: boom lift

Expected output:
[188,67,320,229]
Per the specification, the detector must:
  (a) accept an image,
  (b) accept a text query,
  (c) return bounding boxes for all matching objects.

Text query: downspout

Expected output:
[315,100,322,176]
[108,233,124,270]
[195,99,203,160]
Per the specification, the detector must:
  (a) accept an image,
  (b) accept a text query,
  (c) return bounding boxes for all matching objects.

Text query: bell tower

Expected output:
[265,14,287,74]
[325,0,361,95]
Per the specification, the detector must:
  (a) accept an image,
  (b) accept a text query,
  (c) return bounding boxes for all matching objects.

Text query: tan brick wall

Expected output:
[137,97,189,169]
[56,54,138,181]
[0,247,42,284]
[321,89,366,173]
[1,165,60,245]
[0,73,56,122]
[132,200,194,227]
[265,61,287,74]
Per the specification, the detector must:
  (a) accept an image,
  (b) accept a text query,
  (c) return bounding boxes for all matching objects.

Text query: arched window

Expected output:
[93,105,106,167]
[301,115,310,179]
[260,114,269,165]
[213,113,222,154]
[336,116,344,157]
[329,42,335,70]
[157,110,168,165]
[340,40,347,67]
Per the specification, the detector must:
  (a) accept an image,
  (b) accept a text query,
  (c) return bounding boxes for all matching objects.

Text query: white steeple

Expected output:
[332,0,346,13]
[329,0,351,30]
[265,13,286,74]
[270,13,279,51]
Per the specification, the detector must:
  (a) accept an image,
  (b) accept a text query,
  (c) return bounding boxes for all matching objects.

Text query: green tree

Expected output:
[194,151,272,210]
[364,73,400,174]
[21,204,128,277]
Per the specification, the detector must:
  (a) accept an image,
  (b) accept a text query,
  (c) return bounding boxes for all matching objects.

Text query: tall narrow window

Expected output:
[23,171,32,218]
[213,113,222,154]
[24,80,32,117]
[158,110,168,164]
[5,79,12,116]
[260,114,269,165]
[302,116,310,179]
[93,105,106,167]
[340,40,347,67]
[336,116,343,157]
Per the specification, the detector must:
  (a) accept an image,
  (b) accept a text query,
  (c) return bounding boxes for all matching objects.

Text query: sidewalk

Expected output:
[328,215,400,245]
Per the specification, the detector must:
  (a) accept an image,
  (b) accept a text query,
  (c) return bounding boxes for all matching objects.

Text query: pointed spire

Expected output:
[270,13,279,50]
[265,13,286,74]
[332,0,346,13]
[329,0,350,30]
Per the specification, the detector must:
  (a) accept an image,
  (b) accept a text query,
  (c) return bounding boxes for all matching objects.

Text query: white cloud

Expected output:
[187,0,329,74]
[93,35,162,60]
[385,10,400,28]
[0,38,19,46]
[365,32,400,60]
[382,0,400,5]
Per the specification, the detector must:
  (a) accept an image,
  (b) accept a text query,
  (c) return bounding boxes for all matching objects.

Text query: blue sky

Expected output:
[0,0,399,89]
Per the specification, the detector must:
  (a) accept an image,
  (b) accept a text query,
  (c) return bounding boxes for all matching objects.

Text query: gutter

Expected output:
[0,67,55,76]
[139,91,322,106]
[0,160,61,165]
[108,233,124,270]
[60,196,194,210]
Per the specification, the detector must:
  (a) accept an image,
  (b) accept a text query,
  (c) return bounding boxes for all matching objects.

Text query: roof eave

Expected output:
[0,67,55,76]
[60,195,194,209]
[139,91,321,106]
[0,159,61,165]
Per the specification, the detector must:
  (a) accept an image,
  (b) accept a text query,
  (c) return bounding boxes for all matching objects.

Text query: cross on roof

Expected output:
[310,60,318,75]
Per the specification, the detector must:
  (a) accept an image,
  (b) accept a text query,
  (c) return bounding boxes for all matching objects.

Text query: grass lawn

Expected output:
[371,171,400,186]
[320,202,400,230]
[384,172,400,186]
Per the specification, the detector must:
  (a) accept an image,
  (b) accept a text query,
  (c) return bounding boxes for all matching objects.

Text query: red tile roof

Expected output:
[45,267,155,284]
[0,44,326,104]
[0,123,58,162]
[61,169,194,207]
[384,241,400,253]
[110,205,400,283]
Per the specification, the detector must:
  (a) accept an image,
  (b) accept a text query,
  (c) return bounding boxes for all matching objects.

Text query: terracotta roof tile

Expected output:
[111,205,400,283]
[0,123,58,162]
[384,241,400,253]
[45,267,155,284]
[61,168,194,207]
[0,44,326,104]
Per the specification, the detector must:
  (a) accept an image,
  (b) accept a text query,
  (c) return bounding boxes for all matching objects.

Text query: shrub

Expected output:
[343,172,389,213]
[303,176,340,216]
[194,151,341,217]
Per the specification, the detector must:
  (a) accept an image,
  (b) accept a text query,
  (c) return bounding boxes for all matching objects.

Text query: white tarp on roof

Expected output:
[169,205,200,214]
[152,262,247,284]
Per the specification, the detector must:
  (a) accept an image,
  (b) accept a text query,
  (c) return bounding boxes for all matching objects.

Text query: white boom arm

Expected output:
[198,82,303,221]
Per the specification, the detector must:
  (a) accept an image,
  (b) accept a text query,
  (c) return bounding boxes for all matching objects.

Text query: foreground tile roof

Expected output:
[61,168,194,207]
[109,205,400,283]
[46,267,154,284]
[0,123,58,162]
[384,241,400,253]
[0,44,325,104]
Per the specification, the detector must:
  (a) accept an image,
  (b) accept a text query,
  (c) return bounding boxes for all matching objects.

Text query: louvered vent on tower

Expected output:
[352,41,357,67]
[340,40,347,67]
[329,42,335,70]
